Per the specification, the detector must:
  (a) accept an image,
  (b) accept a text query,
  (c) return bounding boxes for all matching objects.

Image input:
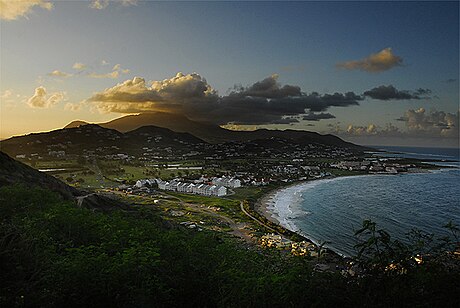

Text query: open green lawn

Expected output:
[228,185,278,202]
[164,192,249,222]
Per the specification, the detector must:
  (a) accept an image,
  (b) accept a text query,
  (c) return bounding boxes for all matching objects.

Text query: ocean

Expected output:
[267,146,460,257]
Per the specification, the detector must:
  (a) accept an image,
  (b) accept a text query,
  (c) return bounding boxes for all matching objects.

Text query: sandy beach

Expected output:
[254,186,285,225]
[254,179,320,228]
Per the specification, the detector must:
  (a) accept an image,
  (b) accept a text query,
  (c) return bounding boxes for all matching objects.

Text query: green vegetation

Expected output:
[165,192,248,222]
[1,185,459,307]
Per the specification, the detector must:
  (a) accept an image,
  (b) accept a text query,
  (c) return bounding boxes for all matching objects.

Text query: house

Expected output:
[157,180,167,190]
[211,176,242,188]
[135,179,147,188]
[215,185,227,196]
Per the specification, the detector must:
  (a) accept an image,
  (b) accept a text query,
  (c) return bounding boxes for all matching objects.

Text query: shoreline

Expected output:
[253,176,358,257]
[252,167,459,257]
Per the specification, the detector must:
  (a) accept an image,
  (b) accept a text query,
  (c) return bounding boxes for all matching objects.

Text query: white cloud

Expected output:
[112,63,129,74]
[121,0,137,6]
[27,86,64,108]
[88,63,129,79]
[72,62,87,70]
[1,89,13,99]
[64,102,84,112]
[89,0,137,10]
[0,0,53,20]
[89,70,120,79]
[48,70,72,78]
[88,73,217,114]
[90,0,109,10]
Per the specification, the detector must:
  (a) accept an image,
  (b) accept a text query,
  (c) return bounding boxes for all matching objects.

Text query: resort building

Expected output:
[211,176,242,188]
[156,179,227,196]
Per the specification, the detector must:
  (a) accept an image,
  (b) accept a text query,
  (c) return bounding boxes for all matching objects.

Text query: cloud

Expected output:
[89,0,137,10]
[445,78,457,83]
[363,85,431,100]
[214,75,361,124]
[88,63,129,79]
[88,73,218,113]
[48,70,72,78]
[302,112,336,121]
[397,108,459,138]
[346,124,378,136]
[64,102,84,112]
[337,48,403,73]
[112,64,130,74]
[90,0,109,10]
[338,108,458,141]
[27,86,64,108]
[87,73,362,125]
[0,0,52,20]
[344,123,402,137]
[89,71,120,79]
[121,0,137,6]
[1,89,13,99]
[73,62,87,70]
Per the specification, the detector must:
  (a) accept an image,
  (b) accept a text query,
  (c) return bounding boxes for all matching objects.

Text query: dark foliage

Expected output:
[1,186,459,307]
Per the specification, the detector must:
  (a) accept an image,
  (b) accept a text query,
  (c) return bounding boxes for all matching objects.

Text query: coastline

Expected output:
[253,167,459,257]
[253,176,360,257]
[254,175,365,228]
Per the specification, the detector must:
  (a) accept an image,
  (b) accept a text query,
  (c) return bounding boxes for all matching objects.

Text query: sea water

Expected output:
[269,146,460,256]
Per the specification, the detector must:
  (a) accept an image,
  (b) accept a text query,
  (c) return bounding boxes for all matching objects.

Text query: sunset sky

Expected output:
[0,1,458,147]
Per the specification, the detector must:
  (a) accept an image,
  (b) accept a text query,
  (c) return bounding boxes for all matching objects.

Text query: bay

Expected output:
[269,146,460,257]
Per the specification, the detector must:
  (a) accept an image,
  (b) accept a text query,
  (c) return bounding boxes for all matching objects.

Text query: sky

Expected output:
[0,0,458,147]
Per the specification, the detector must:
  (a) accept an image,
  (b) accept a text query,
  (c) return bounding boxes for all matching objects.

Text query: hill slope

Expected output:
[0,151,80,199]
[0,124,206,158]
[65,112,367,149]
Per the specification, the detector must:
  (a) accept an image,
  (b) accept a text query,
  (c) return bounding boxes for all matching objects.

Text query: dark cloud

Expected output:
[363,85,431,100]
[232,74,301,98]
[271,118,300,124]
[445,78,457,83]
[88,73,361,125]
[302,112,336,121]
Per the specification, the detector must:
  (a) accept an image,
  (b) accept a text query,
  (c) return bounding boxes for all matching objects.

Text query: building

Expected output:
[211,176,241,188]
[155,179,227,196]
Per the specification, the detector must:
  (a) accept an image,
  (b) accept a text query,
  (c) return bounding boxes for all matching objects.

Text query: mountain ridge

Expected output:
[64,112,367,149]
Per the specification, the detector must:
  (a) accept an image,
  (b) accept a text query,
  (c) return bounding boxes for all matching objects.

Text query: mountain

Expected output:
[0,151,80,199]
[64,120,89,128]
[65,112,233,143]
[0,123,206,158]
[65,112,368,149]
[124,125,205,145]
[0,124,124,157]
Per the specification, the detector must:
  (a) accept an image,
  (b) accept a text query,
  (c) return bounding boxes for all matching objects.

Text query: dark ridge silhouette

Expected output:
[64,111,369,149]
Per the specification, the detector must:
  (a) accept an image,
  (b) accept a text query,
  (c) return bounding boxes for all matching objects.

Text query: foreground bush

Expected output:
[0,185,459,307]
